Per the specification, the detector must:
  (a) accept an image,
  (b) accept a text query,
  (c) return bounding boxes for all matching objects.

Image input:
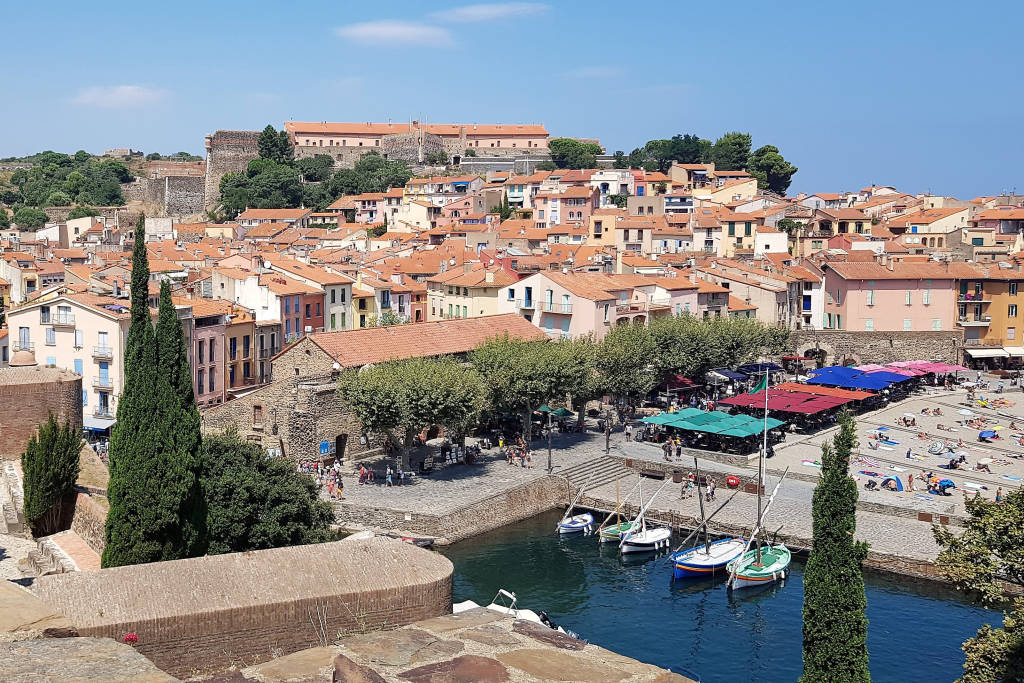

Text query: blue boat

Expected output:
[672,537,747,578]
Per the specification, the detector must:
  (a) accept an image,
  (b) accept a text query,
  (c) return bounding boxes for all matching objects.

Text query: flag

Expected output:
[751,373,768,393]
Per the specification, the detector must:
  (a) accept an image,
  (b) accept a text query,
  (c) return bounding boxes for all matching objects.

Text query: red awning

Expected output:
[773,382,875,400]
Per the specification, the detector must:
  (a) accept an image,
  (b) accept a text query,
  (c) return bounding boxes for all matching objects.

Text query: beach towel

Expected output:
[915,494,934,501]
[888,465,906,472]
[1003,474,1022,481]
[858,470,881,477]
[880,447,895,451]
[964,482,987,489]
[801,460,822,468]
[881,440,901,446]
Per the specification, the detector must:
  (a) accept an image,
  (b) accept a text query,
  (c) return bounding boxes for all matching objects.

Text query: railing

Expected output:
[958,316,992,325]
[92,376,113,389]
[92,408,114,419]
[229,377,257,389]
[958,293,989,302]
[92,346,113,360]
[515,299,535,309]
[538,301,572,314]
[545,329,571,340]
[258,347,281,359]
[12,341,34,352]
[49,312,75,326]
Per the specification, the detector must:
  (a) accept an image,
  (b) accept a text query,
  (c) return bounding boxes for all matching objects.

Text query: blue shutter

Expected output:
[74,359,83,374]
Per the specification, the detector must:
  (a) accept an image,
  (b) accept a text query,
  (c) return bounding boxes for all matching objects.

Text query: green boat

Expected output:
[598,520,640,543]
[726,543,791,589]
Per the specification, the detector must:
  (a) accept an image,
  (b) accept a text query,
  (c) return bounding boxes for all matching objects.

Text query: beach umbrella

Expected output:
[535,405,552,413]
[939,478,955,488]
[552,407,575,417]
[979,430,997,438]
[958,409,975,416]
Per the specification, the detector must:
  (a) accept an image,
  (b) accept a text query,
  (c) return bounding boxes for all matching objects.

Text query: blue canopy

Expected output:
[864,371,915,383]
[738,362,784,374]
[807,374,892,390]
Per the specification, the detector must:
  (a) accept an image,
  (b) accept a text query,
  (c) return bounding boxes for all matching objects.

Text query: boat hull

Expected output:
[598,521,638,543]
[620,527,672,554]
[727,544,791,590]
[558,513,594,534]
[672,538,746,578]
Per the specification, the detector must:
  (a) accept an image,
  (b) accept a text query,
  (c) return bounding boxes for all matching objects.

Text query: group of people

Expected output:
[358,463,405,487]
[679,472,716,501]
[299,459,344,500]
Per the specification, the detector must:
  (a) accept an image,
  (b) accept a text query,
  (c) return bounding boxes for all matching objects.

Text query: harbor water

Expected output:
[441,509,996,683]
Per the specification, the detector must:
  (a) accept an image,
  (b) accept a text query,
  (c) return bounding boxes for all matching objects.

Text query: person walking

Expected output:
[995,487,1004,503]
[386,466,393,488]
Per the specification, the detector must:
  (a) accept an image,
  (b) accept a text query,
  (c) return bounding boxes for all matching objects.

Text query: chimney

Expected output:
[485,270,494,283]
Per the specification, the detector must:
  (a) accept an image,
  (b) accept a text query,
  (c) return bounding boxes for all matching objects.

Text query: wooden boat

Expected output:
[557,471,596,534]
[618,480,671,554]
[453,589,577,637]
[597,477,641,543]
[671,456,743,578]
[726,369,792,592]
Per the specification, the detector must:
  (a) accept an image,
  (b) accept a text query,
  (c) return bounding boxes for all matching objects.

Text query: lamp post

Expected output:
[604,406,612,454]
[547,410,553,473]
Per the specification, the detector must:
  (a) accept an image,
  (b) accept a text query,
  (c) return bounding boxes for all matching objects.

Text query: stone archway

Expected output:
[796,342,835,369]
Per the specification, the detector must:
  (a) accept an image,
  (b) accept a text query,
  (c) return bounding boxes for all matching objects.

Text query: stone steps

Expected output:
[19,536,77,577]
[560,457,633,491]
[1,461,26,535]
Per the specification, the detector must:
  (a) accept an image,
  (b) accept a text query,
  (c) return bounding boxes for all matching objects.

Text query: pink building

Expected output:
[533,186,600,229]
[820,260,969,332]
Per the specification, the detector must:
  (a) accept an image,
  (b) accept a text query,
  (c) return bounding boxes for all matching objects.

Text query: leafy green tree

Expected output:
[463,148,476,157]
[367,310,408,327]
[249,163,303,208]
[669,134,706,165]
[218,172,251,218]
[296,154,335,182]
[0,210,9,230]
[748,145,798,194]
[68,205,99,220]
[711,131,752,170]
[609,193,629,209]
[548,138,601,169]
[44,190,72,207]
[471,336,593,441]
[777,218,801,235]
[612,151,628,169]
[801,411,870,682]
[201,430,333,555]
[490,194,514,220]
[327,152,411,198]
[935,487,1024,682]
[145,152,162,161]
[339,357,487,465]
[73,150,91,163]
[13,206,48,229]
[424,150,448,165]
[536,160,557,171]
[595,322,658,404]
[21,414,82,536]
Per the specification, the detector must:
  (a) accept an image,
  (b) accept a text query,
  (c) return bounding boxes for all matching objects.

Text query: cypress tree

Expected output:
[153,280,207,557]
[21,414,81,536]
[801,410,870,682]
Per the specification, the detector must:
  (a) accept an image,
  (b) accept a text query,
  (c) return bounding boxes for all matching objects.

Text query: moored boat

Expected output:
[598,520,639,543]
[726,543,791,589]
[672,537,747,578]
[557,512,594,534]
[620,525,672,553]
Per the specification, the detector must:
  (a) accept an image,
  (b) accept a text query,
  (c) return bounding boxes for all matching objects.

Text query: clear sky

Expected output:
[4,1,1022,197]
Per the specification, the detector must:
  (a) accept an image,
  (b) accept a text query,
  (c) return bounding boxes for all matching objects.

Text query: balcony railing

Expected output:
[92,408,114,419]
[958,316,992,327]
[12,341,34,352]
[93,376,113,389]
[52,312,75,327]
[92,346,113,360]
[538,301,572,314]
[515,299,535,310]
[229,377,257,390]
[258,347,281,359]
[958,293,990,303]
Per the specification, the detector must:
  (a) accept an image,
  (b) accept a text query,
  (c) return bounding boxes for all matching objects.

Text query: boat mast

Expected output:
[756,367,769,564]
[693,455,711,555]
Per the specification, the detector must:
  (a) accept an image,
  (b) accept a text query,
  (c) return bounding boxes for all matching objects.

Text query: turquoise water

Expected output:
[441,509,996,682]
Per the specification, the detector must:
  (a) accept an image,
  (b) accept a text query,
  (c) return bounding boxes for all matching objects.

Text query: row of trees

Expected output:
[4,151,131,227]
[540,138,604,170]
[216,125,412,219]
[613,131,798,194]
[339,316,790,458]
[101,215,331,567]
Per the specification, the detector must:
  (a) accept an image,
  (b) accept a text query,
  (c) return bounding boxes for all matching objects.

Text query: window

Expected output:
[932,319,942,331]
[728,222,735,237]
[1012,283,1019,296]
[866,289,875,306]
[331,289,337,304]
[82,390,88,406]
[98,331,108,350]
[45,327,55,345]
[448,303,453,317]
[198,342,204,364]
[903,319,912,331]
[197,370,204,394]
[315,302,321,316]
[462,306,468,318]
[74,359,83,375]
[209,339,215,362]
[209,368,215,392]
[865,319,874,331]
[46,356,56,366]
[74,330,83,348]
[285,319,291,336]
[508,288,515,301]
[230,337,237,361]
[905,290,912,305]
[331,313,336,330]
[922,289,931,305]
[284,298,290,314]
[604,304,610,322]
[1009,327,1017,340]
[243,335,250,358]
[340,313,346,329]
[305,303,311,318]
[253,405,263,425]
[1010,304,1019,318]
[744,222,752,237]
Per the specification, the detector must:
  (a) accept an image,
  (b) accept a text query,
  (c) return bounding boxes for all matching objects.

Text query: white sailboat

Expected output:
[558,472,595,534]
[671,456,745,578]
[619,480,672,554]
[597,477,642,543]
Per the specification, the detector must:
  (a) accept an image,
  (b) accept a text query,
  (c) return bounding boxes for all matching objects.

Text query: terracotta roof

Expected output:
[977,208,1024,220]
[818,208,868,221]
[904,207,967,224]
[258,273,321,295]
[728,295,757,311]
[237,208,311,220]
[246,222,291,238]
[264,256,353,285]
[824,261,976,280]
[307,313,547,367]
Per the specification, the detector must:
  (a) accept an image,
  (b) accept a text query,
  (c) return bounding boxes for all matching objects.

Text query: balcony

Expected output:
[539,301,572,314]
[12,341,34,352]
[92,346,113,360]
[958,293,990,303]
[258,347,281,359]
[229,377,257,391]
[515,299,535,310]
[92,376,113,389]
[958,316,992,327]
[92,408,114,419]
[544,329,571,340]
[49,312,75,327]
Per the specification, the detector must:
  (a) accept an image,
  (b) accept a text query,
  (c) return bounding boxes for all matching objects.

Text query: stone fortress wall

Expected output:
[203,130,261,208]
[791,329,965,366]
[0,367,82,461]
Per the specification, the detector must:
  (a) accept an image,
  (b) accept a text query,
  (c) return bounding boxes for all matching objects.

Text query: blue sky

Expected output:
[4,1,1022,197]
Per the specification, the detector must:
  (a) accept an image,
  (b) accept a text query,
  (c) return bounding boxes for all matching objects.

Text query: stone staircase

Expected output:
[559,457,633,491]
[20,535,77,578]
[1,460,26,535]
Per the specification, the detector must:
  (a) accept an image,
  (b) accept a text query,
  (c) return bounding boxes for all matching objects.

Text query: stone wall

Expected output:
[334,475,568,543]
[458,155,552,175]
[32,538,453,677]
[164,176,204,216]
[0,367,82,461]
[790,329,964,366]
[69,492,107,555]
[201,373,370,462]
[41,206,132,224]
[203,130,260,208]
